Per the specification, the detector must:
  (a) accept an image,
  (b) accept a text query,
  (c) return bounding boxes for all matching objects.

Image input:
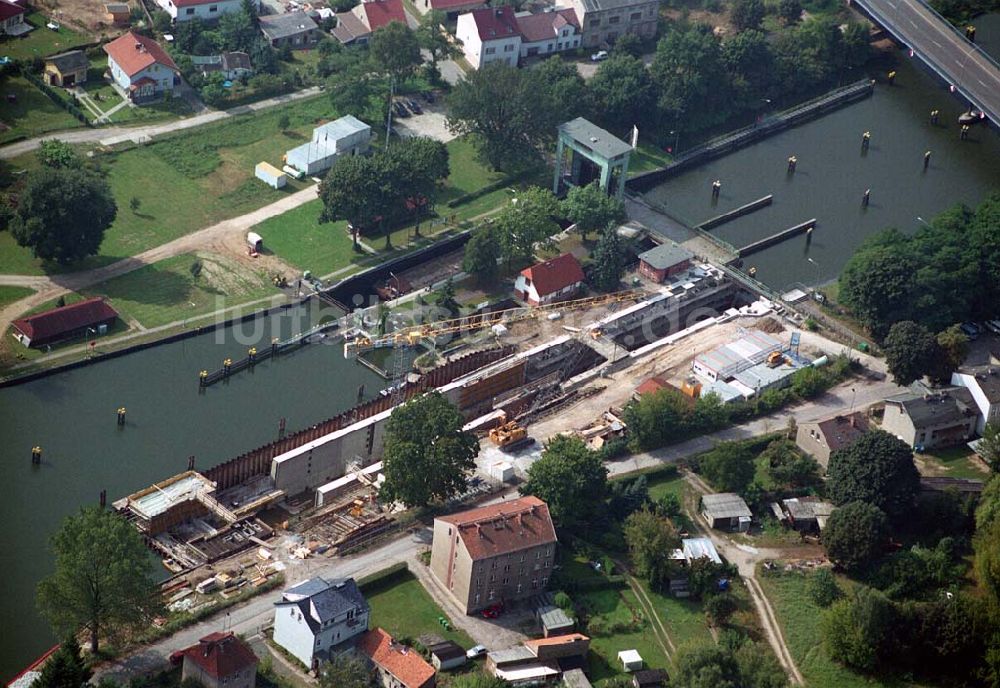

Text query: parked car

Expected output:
[393,101,410,118]
[423,91,436,103]
[960,322,982,339]
[407,98,423,114]
[466,645,487,659]
[985,320,1000,335]
[590,50,609,61]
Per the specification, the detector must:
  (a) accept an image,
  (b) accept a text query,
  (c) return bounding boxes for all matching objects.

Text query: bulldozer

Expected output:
[766,351,786,368]
[489,419,534,452]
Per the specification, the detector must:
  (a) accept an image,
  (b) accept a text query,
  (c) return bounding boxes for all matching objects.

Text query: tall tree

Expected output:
[417,11,459,64]
[31,636,91,688]
[978,423,1000,474]
[532,56,593,122]
[318,155,386,249]
[319,651,374,688]
[370,21,422,83]
[778,0,802,24]
[463,227,501,286]
[11,167,116,265]
[699,441,756,494]
[883,320,939,385]
[821,586,895,672]
[561,182,626,240]
[721,30,773,109]
[589,54,656,130]
[589,224,627,292]
[521,436,607,528]
[493,186,559,268]
[447,64,557,171]
[380,392,478,507]
[651,26,732,134]
[731,0,765,31]
[826,430,919,521]
[37,506,160,653]
[623,508,681,588]
[975,517,1000,603]
[934,325,969,380]
[822,502,887,571]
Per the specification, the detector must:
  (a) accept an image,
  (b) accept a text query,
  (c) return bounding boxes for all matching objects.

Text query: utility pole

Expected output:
[385,75,395,152]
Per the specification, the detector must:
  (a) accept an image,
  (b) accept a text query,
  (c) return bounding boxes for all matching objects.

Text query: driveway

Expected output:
[392,102,456,143]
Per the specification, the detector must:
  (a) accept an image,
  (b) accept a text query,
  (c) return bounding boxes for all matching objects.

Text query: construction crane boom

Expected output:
[343,289,642,358]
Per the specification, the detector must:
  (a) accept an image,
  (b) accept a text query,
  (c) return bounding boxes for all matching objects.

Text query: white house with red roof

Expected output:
[456,6,520,69]
[331,0,406,45]
[517,8,580,58]
[0,0,29,36]
[104,32,179,102]
[155,0,254,22]
[513,253,585,306]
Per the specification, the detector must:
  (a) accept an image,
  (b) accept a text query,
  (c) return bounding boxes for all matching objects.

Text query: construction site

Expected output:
[111,232,839,604]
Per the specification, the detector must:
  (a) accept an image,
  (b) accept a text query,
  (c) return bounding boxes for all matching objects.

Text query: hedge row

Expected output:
[357,562,410,592]
[19,66,91,126]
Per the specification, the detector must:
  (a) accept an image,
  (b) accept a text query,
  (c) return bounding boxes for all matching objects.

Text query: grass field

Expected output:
[0,75,82,144]
[917,446,990,480]
[629,141,673,176]
[81,252,278,329]
[0,96,332,276]
[641,582,716,650]
[580,586,671,685]
[0,13,90,61]
[757,568,892,688]
[0,285,34,309]
[364,570,475,648]
[251,201,359,277]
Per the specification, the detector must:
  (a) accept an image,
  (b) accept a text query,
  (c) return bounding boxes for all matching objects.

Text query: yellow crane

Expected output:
[343,289,643,358]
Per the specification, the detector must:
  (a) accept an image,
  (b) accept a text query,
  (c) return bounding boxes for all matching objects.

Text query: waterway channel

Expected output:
[0,300,383,681]
[643,50,1000,290]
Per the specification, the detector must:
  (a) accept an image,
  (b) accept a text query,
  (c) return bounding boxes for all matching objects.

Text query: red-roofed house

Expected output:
[430,496,557,614]
[104,32,179,102]
[332,0,406,45]
[513,253,585,306]
[357,628,436,688]
[456,6,520,68]
[12,297,118,348]
[155,0,254,22]
[517,8,580,58]
[172,632,258,688]
[0,0,28,36]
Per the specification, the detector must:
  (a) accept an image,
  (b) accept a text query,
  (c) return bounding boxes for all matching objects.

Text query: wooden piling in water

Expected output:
[737,219,817,257]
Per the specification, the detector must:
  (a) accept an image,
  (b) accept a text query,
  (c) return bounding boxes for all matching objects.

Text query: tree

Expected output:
[218,8,257,52]
[623,508,681,588]
[759,439,820,490]
[493,186,559,268]
[31,636,91,688]
[731,0,765,31]
[129,196,141,214]
[370,21,422,83]
[980,423,1000,473]
[826,429,920,521]
[883,320,938,385]
[521,436,608,528]
[975,517,1000,603]
[821,586,895,672]
[614,32,644,57]
[589,224,627,292]
[651,25,732,134]
[778,0,802,24]
[673,641,785,688]
[277,113,290,131]
[608,474,649,520]
[808,568,843,607]
[935,324,969,380]
[11,167,117,265]
[417,11,459,64]
[446,674,507,688]
[463,227,501,286]
[531,57,593,122]
[699,441,756,494]
[447,64,558,171]
[319,155,385,249]
[722,30,773,110]
[705,594,738,626]
[789,365,829,398]
[330,74,384,125]
[37,506,160,653]
[319,651,374,688]
[436,277,459,316]
[37,140,80,169]
[589,54,656,129]
[838,230,918,338]
[379,392,478,507]
[152,9,172,33]
[561,182,626,240]
[823,502,887,571]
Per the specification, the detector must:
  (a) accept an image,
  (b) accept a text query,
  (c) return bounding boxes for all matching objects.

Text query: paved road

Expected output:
[856,0,1000,123]
[0,87,323,160]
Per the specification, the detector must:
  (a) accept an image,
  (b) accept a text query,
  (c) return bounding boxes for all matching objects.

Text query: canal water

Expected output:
[0,300,383,681]
[644,52,1000,290]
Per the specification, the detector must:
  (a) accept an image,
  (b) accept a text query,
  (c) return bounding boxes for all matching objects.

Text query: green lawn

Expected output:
[0,75,82,143]
[81,252,279,329]
[917,446,990,480]
[0,285,34,309]
[0,96,331,275]
[580,586,671,685]
[0,13,90,61]
[757,568,893,688]
[363,570,475,648]
[640,582,715,651]
[252,200,360,276]
[629,141,673,176]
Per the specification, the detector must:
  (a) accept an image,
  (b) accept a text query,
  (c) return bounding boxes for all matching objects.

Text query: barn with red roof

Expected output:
[12,298,118,348]
[513,253,585,306]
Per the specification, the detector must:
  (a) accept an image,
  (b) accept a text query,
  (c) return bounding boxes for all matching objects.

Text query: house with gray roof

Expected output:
[701,493,751,532]
[44,50,89,87]
[272,577,369,670]
[568,0,658,48]
[259,11,320,49]
[951,364,1000,433]
[881,387,979,450]
[286,115,371,175]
